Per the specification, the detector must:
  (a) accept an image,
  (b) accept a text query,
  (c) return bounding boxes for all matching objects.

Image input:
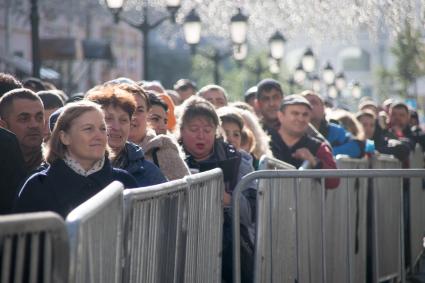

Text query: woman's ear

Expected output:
[59,130,70,146]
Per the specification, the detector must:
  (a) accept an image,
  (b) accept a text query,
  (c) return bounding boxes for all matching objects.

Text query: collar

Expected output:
[63,153,105,177]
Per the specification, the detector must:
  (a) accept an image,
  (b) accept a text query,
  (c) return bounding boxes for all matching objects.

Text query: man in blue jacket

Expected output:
[302,90,363,158]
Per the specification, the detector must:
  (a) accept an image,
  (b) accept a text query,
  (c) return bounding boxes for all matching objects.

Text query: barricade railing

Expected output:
[122,168,224,283]
[184,169,224,283]
[232,169,425,283]
[332,156,369,283]
[258,155,296,170]
[66,181,124,283]
[0,212,69,283]
[123,178,189,283]
[408,144,425,272]
[370,155,403,283]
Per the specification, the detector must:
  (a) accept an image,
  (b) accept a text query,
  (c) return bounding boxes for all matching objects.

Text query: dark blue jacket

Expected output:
[118,142,167,187]
[13,158,137,218]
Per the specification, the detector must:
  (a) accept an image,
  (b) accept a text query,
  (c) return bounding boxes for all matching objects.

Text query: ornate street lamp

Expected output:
[268,57,280,76]
[328,84,338,98]
[351,81,362,98]
[233,43,248,62]
[322,62,335,85]
[301,47,315,73]
[335,72,346,91]
[183,7,249,84]
[269,31,286,60]
[230,8,249,45]
[294,63,306,84]
[105,0,181,80]
[311,75,321,93]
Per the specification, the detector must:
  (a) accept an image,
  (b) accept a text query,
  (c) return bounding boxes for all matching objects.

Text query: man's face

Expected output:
[278,104,311,137]
[390,107,410,129]
[256,89,282,122]
[0,98,44,152]
[201,89,227,108]
[304,94,324,123]
[178,87,196,101]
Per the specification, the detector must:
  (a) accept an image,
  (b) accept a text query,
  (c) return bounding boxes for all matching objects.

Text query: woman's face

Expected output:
[180,116,216,161]
[148,105,168,135]
[104,106,131,152]
[129,94,148,143]
[221,121,242,150]
[60,110,107,169]
[358,115,375,139]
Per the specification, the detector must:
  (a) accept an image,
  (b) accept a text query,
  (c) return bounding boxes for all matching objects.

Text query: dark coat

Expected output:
[0,128,27,214]
[115,142,167,187]
[13,158,137,218]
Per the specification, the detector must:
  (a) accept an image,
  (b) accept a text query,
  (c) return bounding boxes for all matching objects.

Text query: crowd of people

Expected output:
[0,72,424,281]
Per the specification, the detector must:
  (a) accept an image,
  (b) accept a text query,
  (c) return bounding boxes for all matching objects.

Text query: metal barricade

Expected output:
[408,145,425,271]
[123,178,189,283]
[0,212,69,283]
[370,155,403,283]
[258,155,296,170]
[66,181,124,283]
[232,169,425,283]
[332,156,369,283]
[184,169,224,283]
[122,168,224,283]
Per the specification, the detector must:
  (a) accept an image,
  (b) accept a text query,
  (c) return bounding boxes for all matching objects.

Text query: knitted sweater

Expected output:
[139,129,190,180]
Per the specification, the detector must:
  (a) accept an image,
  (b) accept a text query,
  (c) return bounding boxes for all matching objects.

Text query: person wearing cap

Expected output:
[173,79,197,102]
[270,94,339,189]
[244,86,257,108]
[302,90,364,158]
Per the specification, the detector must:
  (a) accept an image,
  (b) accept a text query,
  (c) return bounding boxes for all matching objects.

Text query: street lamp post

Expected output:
[183,8,248,84]
[30,0,41,78]
[301,47,315,73]
[105,0,181,80]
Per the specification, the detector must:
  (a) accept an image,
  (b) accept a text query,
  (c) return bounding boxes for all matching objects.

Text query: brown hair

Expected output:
[45,101,106,164]
[114,83,151,110]
[179,96,220,130]
[217,106,245,131]
[85,85,136,118]
[0,88,42,120]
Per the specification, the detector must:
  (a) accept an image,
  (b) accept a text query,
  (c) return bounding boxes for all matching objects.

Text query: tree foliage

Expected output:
[391,21,425,97]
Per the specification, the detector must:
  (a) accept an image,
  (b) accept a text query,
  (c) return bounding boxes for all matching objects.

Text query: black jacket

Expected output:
[0,128,27,214]
[14,158,137,218]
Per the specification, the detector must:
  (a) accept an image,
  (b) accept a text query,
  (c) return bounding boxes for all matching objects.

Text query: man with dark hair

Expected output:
[0,88,45,172]
[22,77,47,92]
[302,90,363,158]
[387,102,425,153]
[255,78,284,130]
[0,72,22,97]
[270,94,339,189]
[174,79,197,101]
[37,90,65,141]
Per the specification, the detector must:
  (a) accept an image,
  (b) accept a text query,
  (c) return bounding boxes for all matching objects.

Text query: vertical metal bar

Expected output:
[29,233,40,283]
[347,178,352,283]
[400,177,406,283]
[43,233,51,283]
[321,178,327,283]
[294,177,300,283]
[14,234,26,283]
[1,237,12,283]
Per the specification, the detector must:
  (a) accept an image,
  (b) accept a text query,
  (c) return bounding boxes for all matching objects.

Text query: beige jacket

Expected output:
[139,129,190,180]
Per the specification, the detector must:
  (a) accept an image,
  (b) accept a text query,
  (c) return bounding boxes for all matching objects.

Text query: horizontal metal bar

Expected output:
[66,181,123,222]
[241,169,424,180]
